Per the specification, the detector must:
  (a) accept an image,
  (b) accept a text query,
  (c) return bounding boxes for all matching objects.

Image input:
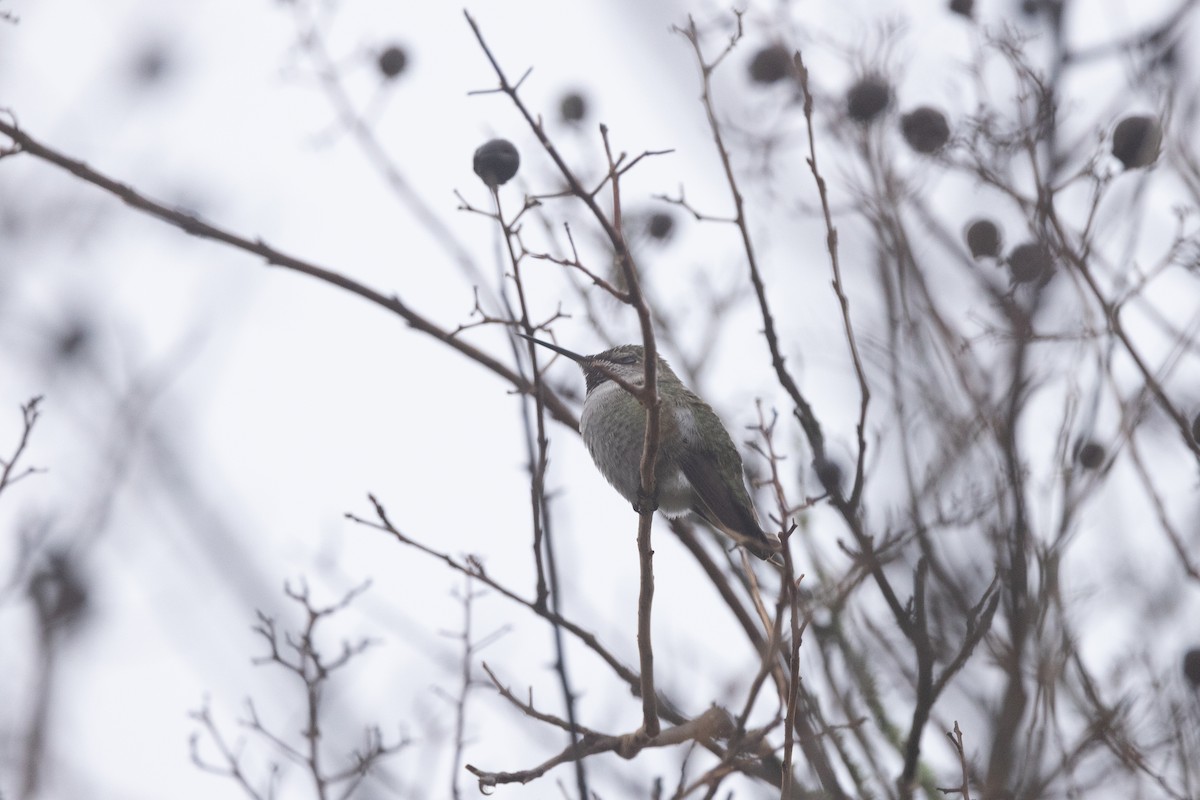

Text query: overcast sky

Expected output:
[2,0,1198,798]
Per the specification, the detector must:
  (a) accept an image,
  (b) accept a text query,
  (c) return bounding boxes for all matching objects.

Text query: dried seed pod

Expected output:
[965,219,1002,259]
[847,76,891,123]
[749,45,792,84]
[560,91,587,124]
[647,212,675,241]
[1112,115,1163,169]
[473,139,520,188]
[131,42,173,87]
[1074,440,1105,470]
[377,45,408,79]
[814,457,844,498]
[1008,242,1052,283]
[901,107,950,154]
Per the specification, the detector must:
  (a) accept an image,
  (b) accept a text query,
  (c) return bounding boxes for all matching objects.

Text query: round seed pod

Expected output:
[473,139,520,188]
[131,43,172,86]
[901,107,950,154]
[647,212,675,241]
[1112,115,1163,169]
[814,457,844,498]
[846,76,891,123]
[749,45,792,84]
[377,45,408,79]
[1074,440,1105,470]
[1008,242,1052,283]
[965,219,1002,259]
[560,91,587,124]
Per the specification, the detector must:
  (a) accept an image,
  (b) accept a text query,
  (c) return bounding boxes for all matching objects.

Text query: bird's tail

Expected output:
[689,496,787,566]
[744,532,785,566]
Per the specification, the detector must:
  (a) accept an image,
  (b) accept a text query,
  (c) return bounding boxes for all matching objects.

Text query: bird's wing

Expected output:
[676,402,779,561]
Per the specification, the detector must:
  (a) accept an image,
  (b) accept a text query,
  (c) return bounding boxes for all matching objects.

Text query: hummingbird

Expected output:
[520,335,783,564]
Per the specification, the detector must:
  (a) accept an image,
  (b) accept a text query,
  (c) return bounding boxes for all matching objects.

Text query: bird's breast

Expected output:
[579,384,693,513]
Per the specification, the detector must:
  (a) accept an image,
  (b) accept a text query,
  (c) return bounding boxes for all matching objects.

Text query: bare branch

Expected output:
[0,396,45,497]
[0,120,579,432]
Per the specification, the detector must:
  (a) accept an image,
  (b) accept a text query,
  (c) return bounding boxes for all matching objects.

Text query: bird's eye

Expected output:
[614,355,638,365]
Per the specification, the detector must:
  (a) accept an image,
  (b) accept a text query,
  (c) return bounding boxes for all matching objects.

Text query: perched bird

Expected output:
[521,335,782,564]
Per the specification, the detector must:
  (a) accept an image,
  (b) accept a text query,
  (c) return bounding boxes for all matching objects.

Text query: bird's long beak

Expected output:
[517,333,589,364]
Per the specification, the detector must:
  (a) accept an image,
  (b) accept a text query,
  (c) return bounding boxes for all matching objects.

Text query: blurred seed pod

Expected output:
[28,551,90,635]
[749,45,792,84]
[1074,440,1105,470]
[813,456,844,498]
[560,91,588,124]
[647,211,675,242]
[377,45,409,79]
[1112,115,1162,169]
[847,76,891,124]
[901,107,950,154]
[1008,241,1052,283]
[473,139,520,188]
[131,41,174,88]
[965,219,1002,259]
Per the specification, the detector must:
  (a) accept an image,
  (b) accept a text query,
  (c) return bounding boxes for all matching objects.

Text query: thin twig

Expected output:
[464,10,664,738]
[349,496,681,723]
[0,396,44,497]
[675,20,826,465]
[936,721,972,799]
[464,706,735,790]
[487,184,590,797]
[792,51,872,507]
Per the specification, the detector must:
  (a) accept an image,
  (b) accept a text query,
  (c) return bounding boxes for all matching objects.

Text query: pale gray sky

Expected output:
[1,0,1198,798]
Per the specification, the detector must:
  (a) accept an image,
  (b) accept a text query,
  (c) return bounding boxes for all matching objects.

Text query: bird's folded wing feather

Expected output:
[678,442,763,543]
